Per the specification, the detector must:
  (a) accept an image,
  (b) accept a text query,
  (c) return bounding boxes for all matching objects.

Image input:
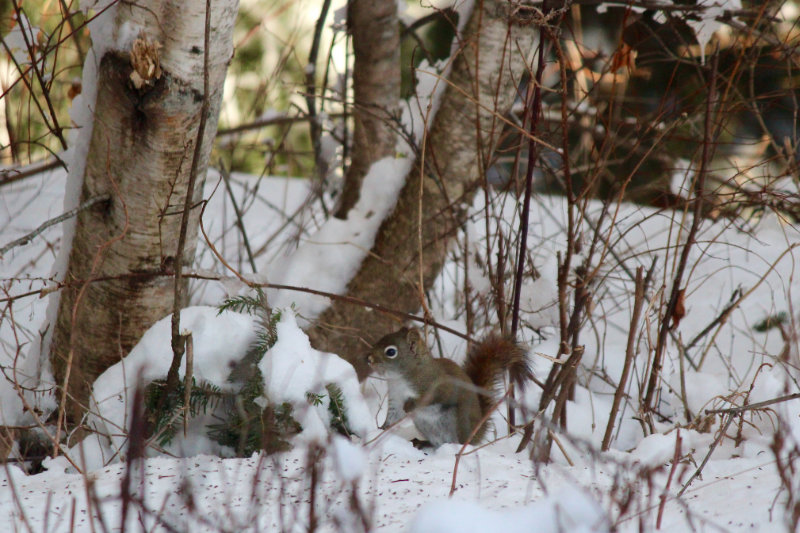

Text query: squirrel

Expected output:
[367,327,532,447]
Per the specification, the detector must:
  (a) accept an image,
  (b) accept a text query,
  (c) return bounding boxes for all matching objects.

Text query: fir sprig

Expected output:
[326,383,350,436]
[144,378,224,448]
[144,298,352,455]
[216,289,267,316]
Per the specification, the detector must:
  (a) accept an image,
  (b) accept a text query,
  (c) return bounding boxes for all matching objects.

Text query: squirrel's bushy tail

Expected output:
[462,335,533,417]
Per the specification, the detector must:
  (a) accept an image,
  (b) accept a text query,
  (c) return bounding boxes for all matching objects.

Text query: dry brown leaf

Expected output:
[67,79,82,101]
[671,288,686,330]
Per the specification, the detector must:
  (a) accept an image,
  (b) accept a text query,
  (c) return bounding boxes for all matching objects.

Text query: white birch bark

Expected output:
[51,0,238,421]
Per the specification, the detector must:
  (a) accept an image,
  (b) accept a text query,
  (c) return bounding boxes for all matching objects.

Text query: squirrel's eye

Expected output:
[384,345,398,358]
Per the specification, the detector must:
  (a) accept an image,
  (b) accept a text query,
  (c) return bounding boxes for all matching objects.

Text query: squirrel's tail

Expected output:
[462,334,533,417]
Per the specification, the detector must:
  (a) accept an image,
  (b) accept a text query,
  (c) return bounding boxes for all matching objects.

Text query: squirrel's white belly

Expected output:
[384,374,416,427]
[384,375,459,445]
[413,405,458,447]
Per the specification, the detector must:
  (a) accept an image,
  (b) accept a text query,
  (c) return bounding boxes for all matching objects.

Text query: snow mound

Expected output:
[90,306,258,457]
[260,309,373,441]
[410,488,610,533]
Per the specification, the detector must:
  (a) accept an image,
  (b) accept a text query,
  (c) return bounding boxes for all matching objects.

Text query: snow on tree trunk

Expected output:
[334,0,400,218]
[51,0,238,423]
[309,0,537,378]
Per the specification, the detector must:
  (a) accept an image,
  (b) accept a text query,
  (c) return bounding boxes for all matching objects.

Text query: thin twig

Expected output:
[684,289,742,353]
[657,430,683,529]
[216,112,346,137]
[167,0,212,392]
[705,392,800,415]
[450,390,512,496]
[602,266,646,451]
[5,2,68,149]
[0,194,109,256]
[305,0,333,187]
[3,288,82,472]
[644,49,720,412]
[183,333,194,438]
[510,14,548,337]
[677,413,735,497]
[219,163,257,272]
[550,429,574,466]
[677,393,800,497]
[0,158,63,187]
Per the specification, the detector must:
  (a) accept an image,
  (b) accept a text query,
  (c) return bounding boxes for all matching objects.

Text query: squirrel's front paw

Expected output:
[411,438,434,449]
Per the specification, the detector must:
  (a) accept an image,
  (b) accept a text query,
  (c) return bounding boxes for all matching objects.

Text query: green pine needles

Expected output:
[325,383,350,436]
[143,294,354,457]
[217,291,267,315]
[305,383,350,436]
[753,311,788,333]
[144,378,224,448]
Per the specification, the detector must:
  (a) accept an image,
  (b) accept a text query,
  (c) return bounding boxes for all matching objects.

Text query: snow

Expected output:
[268,156,411,318]
[686,1,742,64]
[410,489,609,533]
[84,305,373,460]
[3,166,800,530]
[89,306,257,459]
[260,309,372,440]
[331,435,366,482]
[0,169,800,532]
[0,438,788,532]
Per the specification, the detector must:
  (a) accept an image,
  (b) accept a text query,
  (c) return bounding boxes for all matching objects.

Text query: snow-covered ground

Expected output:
[1,164,799,532]
[0,435,785,533]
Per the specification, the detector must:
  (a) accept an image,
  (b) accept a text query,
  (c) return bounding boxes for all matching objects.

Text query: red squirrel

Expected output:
[367,327,532,446]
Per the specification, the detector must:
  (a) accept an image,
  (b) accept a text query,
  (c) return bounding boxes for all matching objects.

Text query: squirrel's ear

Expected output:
[406,328,423,356]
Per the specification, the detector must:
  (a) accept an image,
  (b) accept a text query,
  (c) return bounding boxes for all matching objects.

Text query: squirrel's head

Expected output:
[367,327,427,375]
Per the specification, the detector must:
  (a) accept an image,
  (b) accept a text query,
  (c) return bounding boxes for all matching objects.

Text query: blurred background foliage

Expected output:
[1,0,798,211]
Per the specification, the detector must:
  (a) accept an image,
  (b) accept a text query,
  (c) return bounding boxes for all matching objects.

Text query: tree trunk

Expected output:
[51,0,238,423]
[309,0,536,378]
[335,0,400,218]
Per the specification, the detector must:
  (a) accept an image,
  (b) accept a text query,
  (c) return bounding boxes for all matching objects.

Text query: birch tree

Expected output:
[334,0,400,218]
[50,0,238,424]
[308,0,542,376]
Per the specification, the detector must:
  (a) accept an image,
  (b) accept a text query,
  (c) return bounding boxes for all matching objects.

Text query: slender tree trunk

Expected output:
[309,0,537,377]
[51,0,238,424]
[335,0,400,218]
